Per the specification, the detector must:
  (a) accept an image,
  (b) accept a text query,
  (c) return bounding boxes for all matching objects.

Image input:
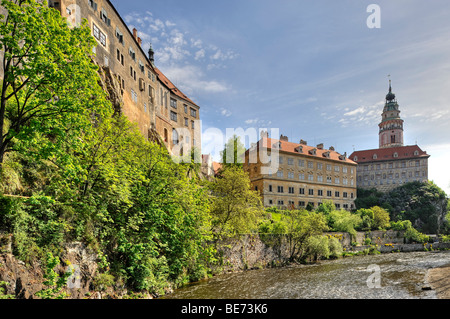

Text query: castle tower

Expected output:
[378,80,404,148]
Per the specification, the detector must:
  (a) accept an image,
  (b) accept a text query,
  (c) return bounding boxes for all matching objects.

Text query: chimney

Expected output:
[329,146,335,151]
[138,37,142,47]
[300,139,307,145]
[260,130,269,139]
[317,143,324,150]
[280,135,288,142]
[133,28,138,41]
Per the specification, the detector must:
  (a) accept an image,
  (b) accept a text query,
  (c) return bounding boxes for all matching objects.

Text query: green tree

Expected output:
[208,165,263,237]
[328,209,362,240]
[371,206,390,230]
[281,210,328,261]
[220,135,246,168]
[0,0,109,166]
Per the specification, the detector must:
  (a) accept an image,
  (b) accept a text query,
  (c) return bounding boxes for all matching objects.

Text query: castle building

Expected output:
[45,0,200,154]
[349,81,430,192]
[244,133,357,210]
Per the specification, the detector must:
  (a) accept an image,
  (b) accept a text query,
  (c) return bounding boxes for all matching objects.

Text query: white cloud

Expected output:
[194,49,205,60]
[221,108,232,117]
[340,101,384,128]
[162,65,229,94]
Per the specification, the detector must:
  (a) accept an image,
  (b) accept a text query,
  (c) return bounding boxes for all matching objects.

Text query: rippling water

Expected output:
[164,251,450,299]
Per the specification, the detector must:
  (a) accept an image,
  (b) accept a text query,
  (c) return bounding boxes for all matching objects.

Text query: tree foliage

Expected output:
[208,165,263,237]
[355,181,449,233]
[0,0,110,166]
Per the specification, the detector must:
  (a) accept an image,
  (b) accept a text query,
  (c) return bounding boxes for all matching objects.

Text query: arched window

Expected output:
[172,128,179,145]
[373,154,378,160]
[353,156,358,161]
[393,152,398,158]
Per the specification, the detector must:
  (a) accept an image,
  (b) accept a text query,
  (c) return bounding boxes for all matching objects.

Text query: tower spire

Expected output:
[379,77,403,148]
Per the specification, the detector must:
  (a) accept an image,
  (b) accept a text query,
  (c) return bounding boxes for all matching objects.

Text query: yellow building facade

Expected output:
[244,134,357,210]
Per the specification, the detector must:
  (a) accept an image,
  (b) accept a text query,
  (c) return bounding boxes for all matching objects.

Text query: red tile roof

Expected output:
[254,137,356,165]
[212,161,222,174]
[349,145,429,163]
[154,67,199,107]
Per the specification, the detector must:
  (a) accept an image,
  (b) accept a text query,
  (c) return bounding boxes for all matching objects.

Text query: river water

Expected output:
[164,251,450,299]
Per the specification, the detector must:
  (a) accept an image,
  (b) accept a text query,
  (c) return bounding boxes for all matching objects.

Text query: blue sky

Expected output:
[113,0,450,195]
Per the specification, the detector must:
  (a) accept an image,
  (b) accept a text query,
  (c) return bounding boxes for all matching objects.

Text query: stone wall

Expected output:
[216,231,450,273]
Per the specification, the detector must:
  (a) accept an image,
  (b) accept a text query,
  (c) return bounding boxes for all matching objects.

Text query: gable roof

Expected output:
[349,145,429,163]
[252,137,356,165]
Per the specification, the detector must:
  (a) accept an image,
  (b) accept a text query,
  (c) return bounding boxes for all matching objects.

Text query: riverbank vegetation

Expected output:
[0,0,449,299]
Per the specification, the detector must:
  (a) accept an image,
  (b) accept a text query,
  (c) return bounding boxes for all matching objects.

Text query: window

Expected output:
[172,129,179,145]
[170,98,177,109]
[299,201,305,207]
[100,8,111,26]
[326,176,332,183]
[318,190,323,196]
[184,105,188,113]
[288,172,294,179]
[288,187,295,194]
[299,188,305,194]
[104,56,109,67]
[190,108,197,118]
[116,27,124,44]
[129,47,136,61]
[279,157,284,164]
[317,163,323,170]
[191,120,195,129]
[268,185,273,192]
[144,103,147,113]
[299,173,305,180]
[327,190,332,197]
[288,158,294,165]
[335,177,340,184]
[130,66,136,81]
[170,111,177,122]
[130,89,137,103]
[308,161,314,169]
[326,164,332,171]
[184,118,188,126]
[308,189,314,196]
[317,175,323,182]
[343,192,348,198]
[139,60,145,73]
[308,174,314,181]
[269,199,273,205]
[93,23,103,45]
[298,160,305,167]
[277,171,283,178]
[277,200,284,206]
[343,167,348,173]
[334,166,340,172]
[277,186,284,193]
[88,0,98,11]
[335,191,340,197]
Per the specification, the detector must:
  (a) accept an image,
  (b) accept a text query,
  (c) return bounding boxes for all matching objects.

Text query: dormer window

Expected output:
[373,154,378,159]
[295,146,303,153]
[393,152,398,158]
[414,150,419,156]
[353,156,358,161]
[309,148,317,156]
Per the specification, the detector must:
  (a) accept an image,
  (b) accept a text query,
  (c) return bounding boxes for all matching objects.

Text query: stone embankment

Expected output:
[217,230,450,272]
